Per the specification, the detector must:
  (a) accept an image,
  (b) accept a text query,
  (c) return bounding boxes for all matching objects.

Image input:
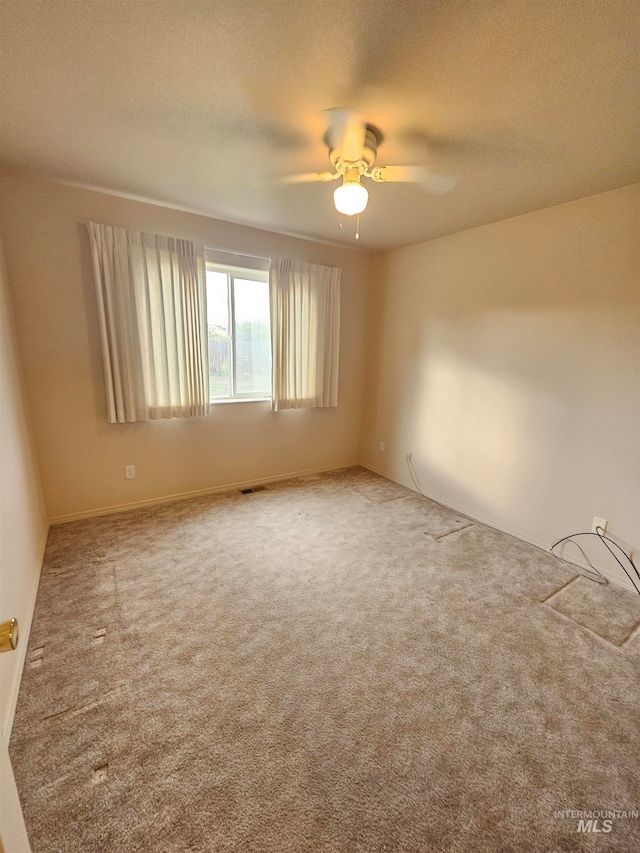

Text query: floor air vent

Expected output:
[239,485,267,495]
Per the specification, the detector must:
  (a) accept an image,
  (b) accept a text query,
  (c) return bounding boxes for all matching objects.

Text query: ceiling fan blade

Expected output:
[371,166,456,194]
[398,126,515,159]
[278,171,338,184]
[324,108,366,162]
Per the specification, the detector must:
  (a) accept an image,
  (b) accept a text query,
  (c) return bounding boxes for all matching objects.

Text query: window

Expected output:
[205,251,271,402]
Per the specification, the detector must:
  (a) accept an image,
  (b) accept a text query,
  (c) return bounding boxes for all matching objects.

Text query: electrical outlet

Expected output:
[591,516,607,534]
[406,451,412,462]
[379,442,385,452]
[125,465,136,479]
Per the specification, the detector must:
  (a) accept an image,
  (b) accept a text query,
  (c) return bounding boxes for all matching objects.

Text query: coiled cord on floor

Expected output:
[550,528,640,596]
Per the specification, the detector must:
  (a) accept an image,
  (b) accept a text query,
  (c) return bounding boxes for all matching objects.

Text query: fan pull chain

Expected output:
[355,213,360,240]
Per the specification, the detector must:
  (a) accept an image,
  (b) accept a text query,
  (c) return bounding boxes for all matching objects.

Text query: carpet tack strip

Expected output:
[27,646,45,668]
[92,764,109,785]
[92,627,107,644]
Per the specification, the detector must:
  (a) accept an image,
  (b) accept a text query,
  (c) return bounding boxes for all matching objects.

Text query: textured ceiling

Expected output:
[1,0,638,250]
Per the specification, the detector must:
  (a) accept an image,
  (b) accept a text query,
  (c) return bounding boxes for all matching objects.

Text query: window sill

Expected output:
[210,397,271,406]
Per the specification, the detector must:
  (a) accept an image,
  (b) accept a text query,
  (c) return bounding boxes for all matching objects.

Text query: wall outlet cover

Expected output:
[591,516,607,534]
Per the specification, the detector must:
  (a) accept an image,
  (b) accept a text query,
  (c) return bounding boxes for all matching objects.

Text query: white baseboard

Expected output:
[359,461,638,594]
[49,461,360,525]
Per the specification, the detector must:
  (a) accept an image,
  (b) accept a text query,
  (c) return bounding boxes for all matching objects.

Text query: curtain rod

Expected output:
[205,247,270,261]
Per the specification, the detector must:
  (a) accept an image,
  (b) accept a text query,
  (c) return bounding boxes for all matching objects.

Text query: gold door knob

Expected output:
[0,618,18,653]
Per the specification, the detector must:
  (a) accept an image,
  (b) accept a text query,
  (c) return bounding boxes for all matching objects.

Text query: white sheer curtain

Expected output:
[87,222,209,423]
[270,257,341,411]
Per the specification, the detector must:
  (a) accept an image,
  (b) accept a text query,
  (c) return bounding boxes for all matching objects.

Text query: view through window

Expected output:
[205,259,271,401]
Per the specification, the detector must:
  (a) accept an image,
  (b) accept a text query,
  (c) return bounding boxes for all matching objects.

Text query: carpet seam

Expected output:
[538,574,580,605]
[540,600,636,650]
[619,619,640,647]
[432,523,474,542]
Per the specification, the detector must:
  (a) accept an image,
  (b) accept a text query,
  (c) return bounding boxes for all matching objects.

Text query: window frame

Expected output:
[205,254,271,404]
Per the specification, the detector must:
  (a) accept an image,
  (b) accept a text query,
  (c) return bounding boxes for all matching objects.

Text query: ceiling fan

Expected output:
[282,109,456,237]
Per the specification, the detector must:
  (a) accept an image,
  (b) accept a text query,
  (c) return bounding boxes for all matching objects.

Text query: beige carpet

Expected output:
[10,467,640,852]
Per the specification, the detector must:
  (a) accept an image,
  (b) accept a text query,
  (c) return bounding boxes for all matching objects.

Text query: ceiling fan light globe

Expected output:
[333,182,368,216]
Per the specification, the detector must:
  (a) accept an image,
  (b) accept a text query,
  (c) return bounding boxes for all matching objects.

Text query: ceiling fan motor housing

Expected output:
[327,125,382,173]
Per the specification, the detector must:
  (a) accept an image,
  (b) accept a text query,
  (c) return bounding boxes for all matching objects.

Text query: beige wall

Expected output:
[2,171,638,587]
[0,234,48,853]
[0,238,48,742]
[0,172,371,521]
[361,185,640,587]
